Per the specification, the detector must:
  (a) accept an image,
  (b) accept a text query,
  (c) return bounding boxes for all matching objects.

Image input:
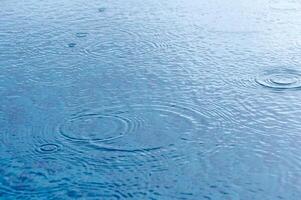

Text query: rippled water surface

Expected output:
[1,0,301,199]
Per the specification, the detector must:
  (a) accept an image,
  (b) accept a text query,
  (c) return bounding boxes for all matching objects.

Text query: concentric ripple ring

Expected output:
[255,69,301,90]
[37,144,60,154]
[58,103,209,152]
[59,113,132,142]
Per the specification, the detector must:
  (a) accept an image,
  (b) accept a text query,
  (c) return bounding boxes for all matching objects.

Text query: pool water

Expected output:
[1,0,301,199]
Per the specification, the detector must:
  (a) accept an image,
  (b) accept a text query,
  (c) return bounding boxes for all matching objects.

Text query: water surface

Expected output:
[1,0,301,199]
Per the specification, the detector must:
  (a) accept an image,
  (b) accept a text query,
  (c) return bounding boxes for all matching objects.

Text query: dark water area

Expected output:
[1,0,301,199]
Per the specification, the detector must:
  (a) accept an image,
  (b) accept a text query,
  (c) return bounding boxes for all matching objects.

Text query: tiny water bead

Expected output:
[255,69,301,90]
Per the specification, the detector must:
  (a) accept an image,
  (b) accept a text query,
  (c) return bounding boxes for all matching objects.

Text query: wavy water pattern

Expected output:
[1,0,301,199]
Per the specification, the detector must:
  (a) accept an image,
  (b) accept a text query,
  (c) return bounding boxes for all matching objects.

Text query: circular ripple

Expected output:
[255,69,301,90]
[38,144,60,154]
[59,113,130,142]
[83,40,131,59]
[82,28,185,59]
[58,103,210,152]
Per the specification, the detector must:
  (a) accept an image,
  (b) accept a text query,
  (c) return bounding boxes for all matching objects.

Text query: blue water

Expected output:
[1,0,301,199]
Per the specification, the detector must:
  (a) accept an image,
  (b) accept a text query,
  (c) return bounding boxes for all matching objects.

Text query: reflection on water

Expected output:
[1,0,301,199]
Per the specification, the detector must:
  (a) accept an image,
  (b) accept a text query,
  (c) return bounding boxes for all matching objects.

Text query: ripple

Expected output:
[25,67,76,87]
[75,32,88,38]
[0,74,11,94]
[53,102,215,198]
[270,1,301,12]
[208,29,260,35]
[68,150,165,198]
[83,39,132,59]
[82,28,185,59]
[0,155,90,197]
[53,142,193,199]
[37,144,60,154]
[255,69,301,90]
[58,102,211,152]
[59,113,130,142]
[17,28,74,57]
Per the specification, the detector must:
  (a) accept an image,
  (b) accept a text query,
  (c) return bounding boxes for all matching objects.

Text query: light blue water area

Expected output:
[1,0,301,199]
